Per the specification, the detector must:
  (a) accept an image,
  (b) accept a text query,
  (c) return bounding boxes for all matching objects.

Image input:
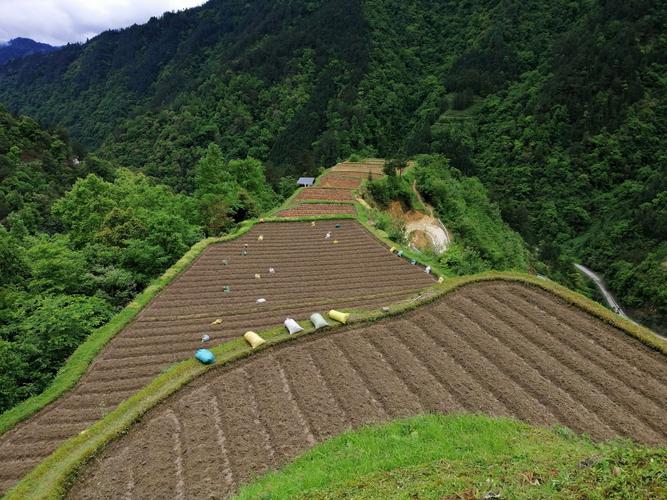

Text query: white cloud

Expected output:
[0,0,207,46]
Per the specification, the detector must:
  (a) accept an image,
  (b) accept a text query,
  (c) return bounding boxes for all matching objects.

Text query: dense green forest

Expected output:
[1,0,662,330]
[0,107,275,412]
[0,0,665,410]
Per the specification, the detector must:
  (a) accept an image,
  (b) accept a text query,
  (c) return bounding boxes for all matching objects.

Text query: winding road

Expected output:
[574,264,628,318]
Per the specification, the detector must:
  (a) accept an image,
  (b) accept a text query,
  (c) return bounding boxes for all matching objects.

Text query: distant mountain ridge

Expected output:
[0,37,59,65]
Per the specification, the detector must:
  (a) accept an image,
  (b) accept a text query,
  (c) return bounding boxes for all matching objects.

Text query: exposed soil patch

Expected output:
[0,221,434,495]
[276,204,355,218]
[387,201,450,253]
[69,281,667,499]
[410,229,431,251]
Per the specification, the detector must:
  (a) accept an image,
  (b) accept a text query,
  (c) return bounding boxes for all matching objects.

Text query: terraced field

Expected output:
[331,159,385,177]
[68,281,667,499]
[277,159,382,219]
[276,203,356,218]
[318,174,362,189]
[0,220,434,495]
[293,187,354,202]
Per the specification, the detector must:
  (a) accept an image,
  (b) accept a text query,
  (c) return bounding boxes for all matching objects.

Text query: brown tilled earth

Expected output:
[294,187,354,202]
[331,160,385,177]
[276,203,356,218]
[318,174,363,189]
[68,281,667,499]
[0,220,434,495]
[276,159,384,220]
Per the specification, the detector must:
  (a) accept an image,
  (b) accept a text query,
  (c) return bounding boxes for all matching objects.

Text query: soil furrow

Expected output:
[391,318,509,415]
[486,285,667,395]
[274,348,349,440]
[245,357,313,463]
[334,330,424,418]
[446,297,617,440]
[469,290,667,442]
[210,368,275,485]
[130,413,180,499]
[273,356,317,447]
[175,387,233,498]
[308,339,387,427]
[366,328,465,414]
[509,284,667,382]
[422,308,558,427]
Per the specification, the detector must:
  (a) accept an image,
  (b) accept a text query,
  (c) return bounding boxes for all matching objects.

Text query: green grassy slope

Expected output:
[236,414,667,499]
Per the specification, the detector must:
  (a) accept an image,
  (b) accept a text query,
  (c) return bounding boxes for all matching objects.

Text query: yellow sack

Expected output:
[389,246,396,253]
[258,235,264,241]
[254,273,261,279]
[244,331,266,349]
[328,309,350,324]
[438,276,444,283]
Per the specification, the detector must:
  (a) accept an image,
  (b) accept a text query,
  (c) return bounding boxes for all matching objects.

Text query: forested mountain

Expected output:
[0,2,664,325]
[0,38,59,66]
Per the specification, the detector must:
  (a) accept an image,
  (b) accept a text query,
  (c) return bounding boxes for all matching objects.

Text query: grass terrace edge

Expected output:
[0,214,360,438]
[4,270,665,499]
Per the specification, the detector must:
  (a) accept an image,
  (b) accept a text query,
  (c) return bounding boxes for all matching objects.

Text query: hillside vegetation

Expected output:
[0,108,274,413]
[366,154,530,275]
[0,0,663,329]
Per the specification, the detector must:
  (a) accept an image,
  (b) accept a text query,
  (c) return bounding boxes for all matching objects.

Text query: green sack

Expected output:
[310,313,329,330]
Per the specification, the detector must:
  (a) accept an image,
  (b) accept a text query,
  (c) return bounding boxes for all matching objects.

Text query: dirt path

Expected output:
[68,281,667,499]
[0,220,434,495]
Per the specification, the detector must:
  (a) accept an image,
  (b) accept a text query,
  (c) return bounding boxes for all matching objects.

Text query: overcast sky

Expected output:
[0,0,207,46]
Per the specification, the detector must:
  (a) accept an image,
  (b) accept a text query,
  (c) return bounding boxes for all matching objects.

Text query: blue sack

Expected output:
[195,348,215,364]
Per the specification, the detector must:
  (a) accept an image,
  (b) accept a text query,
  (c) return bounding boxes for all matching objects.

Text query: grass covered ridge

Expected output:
[235,414,667,499]
[6,272,665,500]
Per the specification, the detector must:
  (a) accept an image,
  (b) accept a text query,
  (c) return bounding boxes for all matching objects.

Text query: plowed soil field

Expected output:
[318,175,362,189]
[332,160,385,176]
[294,187,354,202]
[0,221,434,495]
[325,170,384,180]
[69,281,667,499]
[276,203,355,217]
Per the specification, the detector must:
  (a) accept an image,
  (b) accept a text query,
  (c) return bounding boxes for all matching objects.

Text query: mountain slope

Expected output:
[0,38,58,66]
[0,0,664,327]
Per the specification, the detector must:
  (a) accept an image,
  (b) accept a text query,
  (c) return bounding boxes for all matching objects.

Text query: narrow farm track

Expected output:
[68,281,667,500]
[0,220,434,495]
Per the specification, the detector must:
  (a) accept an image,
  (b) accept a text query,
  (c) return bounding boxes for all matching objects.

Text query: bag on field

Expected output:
[310,313,329,330]
[284,318,304,335]
[195,349,215,364]
[328,309,350,324]
[244,331,266,348]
